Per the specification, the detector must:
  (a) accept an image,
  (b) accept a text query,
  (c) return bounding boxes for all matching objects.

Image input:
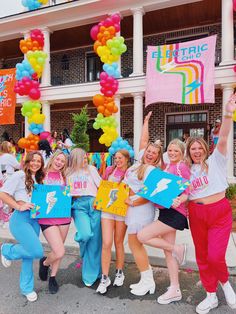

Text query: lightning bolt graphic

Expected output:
[185,80,202,96]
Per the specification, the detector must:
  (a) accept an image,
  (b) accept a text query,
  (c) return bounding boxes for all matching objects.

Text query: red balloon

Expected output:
[234,0,236,11]
[90,25,99,40]
[29,88,41,100]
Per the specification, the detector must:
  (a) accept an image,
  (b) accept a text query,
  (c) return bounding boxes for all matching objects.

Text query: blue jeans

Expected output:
[2,210,43,295]
[72,196,102,285]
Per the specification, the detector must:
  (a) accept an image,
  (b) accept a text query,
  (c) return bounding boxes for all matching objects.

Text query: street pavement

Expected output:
[0,254,236,314]
[0,219,236,314]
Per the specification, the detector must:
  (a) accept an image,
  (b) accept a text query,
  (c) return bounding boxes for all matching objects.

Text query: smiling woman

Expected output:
[0,151,45,302]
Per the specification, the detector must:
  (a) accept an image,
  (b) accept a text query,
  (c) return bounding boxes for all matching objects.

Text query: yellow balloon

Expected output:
[233,110,236,122]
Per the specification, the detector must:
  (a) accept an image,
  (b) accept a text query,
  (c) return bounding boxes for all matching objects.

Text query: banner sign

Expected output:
[0,68,16,124]
[31,184,72,218]
[145,35,216,106]
[94,180,129,217]
[137,168,190,208]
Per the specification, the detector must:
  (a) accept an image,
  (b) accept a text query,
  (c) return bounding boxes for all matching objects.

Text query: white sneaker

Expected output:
[130,268,155,296]
[196,292,218,314]
[157,286,182,304]
[113,270,125,287]
[96,275,111,294]
[1,244,11,268]
[24,291,38,302]
[221,281,236,309]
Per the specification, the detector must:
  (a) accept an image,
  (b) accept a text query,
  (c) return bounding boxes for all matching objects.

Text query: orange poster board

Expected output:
[0,68,16,125]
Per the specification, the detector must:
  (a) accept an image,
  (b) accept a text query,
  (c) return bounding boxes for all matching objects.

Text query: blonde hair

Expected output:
[0,141,12,155]
[185,137,209,171]
[66,148,87,177]
[136,142,163,180]
[165,139,186,176]
[46,150,68,181]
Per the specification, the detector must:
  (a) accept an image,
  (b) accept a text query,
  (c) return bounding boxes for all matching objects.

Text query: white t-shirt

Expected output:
[123,162,155,193]
[67,165,101,197]
[189,148,228,200]
[0,153,20,175]
[0,170,31,203]
[64,138,73,148]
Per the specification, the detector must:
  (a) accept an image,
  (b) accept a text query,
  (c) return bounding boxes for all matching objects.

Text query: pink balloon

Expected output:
[234,0,236,11]
[40,131,51,140]
[111,14,121,23]
[90,25,99,40]
[100,72,108,80]
[104,18,113,27]
[114,23,120,32]
[234,65,236,72]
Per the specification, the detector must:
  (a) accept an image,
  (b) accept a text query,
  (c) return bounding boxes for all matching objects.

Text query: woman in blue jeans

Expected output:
[66,148,102,286]
[0,151,44,302]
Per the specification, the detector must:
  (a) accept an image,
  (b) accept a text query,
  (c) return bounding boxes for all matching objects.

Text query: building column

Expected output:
[132,92,143,157]
[41,28,51,87]
[220,0,235,66]
[114,95,121,136]
[222,84,235,182]
[42,101,51,132]
[130,7,145,77]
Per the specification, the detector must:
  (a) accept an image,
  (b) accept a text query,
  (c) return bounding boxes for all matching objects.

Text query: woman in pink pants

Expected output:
[186,93,236,314]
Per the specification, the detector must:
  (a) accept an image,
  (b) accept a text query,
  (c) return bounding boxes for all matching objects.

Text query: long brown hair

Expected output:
[23,151,45,193]
[105,149,130,182]
[185,137,209,172]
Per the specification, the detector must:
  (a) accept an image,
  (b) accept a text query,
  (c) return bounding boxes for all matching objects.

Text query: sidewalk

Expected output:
[1,218,236,273]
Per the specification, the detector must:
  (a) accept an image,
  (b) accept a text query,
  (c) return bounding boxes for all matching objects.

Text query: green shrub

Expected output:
[226,184,236,200]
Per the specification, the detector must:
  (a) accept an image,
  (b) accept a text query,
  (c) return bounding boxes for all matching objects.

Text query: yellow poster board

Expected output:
[94,180,129,217]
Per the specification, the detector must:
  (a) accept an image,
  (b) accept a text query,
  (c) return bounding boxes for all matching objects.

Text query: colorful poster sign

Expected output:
[0,68,16,124]
[94,180,129,217]
[145,35,216,106]
[31,184,72,219]
[137,168,190,208]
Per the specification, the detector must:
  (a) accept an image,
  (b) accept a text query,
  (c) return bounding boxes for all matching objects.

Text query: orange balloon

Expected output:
[106,101,115,111]
[97,105,105,114]
[93,40,102,53]
[113,105,118,113]
[104,109,112,117]
[93,94,104,107]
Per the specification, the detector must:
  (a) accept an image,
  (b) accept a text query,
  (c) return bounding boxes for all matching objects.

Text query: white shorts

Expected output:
[101,211,125,222]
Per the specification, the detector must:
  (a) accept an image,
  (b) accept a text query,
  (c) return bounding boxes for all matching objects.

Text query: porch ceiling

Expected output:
[0,0,221,59]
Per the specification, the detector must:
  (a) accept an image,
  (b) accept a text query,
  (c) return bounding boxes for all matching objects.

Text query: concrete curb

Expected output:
[1,236,236,275]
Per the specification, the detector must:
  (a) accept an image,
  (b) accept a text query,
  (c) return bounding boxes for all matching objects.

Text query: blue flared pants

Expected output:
[2,210,43,295]
[72,196,102,286]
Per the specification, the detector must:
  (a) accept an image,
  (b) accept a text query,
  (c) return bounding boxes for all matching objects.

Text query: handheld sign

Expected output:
[94,180,129,217]
[137,168,190,208]
[31,184,72,218]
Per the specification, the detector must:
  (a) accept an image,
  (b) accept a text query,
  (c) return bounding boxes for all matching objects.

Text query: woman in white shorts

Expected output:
[96,149,130,294]
[124,111,164,296]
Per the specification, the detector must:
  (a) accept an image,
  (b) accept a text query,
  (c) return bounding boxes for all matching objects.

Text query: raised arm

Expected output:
[139,111,152,151]
[217,92,236,156]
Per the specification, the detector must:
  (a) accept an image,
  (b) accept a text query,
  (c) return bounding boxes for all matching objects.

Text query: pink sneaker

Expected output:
[157,286,182,304]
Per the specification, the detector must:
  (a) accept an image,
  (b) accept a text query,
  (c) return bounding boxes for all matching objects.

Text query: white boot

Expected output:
[130,266,151,290]
[221,281,236,309]
[130,267,155,296]
[196,292,218,314]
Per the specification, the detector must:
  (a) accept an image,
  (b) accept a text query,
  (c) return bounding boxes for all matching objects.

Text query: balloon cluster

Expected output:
[91,14,130,150]
[108,137,134,158]
[21,0,48,11]
[15,29,48,150]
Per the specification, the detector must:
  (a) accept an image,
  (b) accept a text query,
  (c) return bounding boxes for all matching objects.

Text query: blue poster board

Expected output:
[30,184,72,219]
[137,168,190,208]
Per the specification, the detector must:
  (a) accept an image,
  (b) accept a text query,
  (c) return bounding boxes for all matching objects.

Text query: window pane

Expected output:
[175,115,182,123]
[167,116,175,123]
[191,114,199,122]
[168,129,183,143]
[183,114,190,122]
[190,128,204,137]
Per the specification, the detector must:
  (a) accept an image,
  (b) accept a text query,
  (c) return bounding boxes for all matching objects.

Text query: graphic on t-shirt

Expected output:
[46,191,57,214]
[150,178,171,197]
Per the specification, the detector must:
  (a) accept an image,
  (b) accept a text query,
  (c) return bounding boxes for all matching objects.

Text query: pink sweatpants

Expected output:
[188,197,232,292]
